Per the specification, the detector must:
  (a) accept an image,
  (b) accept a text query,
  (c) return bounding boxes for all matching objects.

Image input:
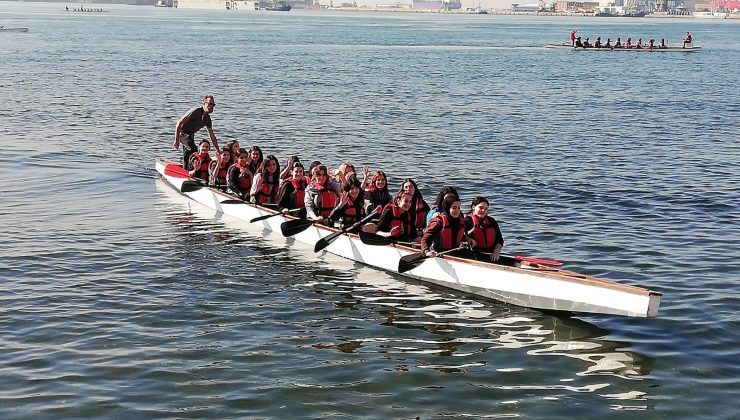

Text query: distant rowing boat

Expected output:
[156,159,662,318]
[545,43,702,52]
[0,27,29,33]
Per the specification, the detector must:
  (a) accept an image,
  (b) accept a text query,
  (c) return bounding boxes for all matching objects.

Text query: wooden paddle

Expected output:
[398,245,468,274]
[250,208,302,223]
[314,211,379,253]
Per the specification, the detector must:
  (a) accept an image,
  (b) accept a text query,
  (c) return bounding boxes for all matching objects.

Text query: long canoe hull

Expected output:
[156,159,661,318]
[545,43,702,52]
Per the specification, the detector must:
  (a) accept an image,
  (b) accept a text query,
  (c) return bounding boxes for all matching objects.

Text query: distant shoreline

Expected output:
[14,0,740,19]
[322,8,740,19]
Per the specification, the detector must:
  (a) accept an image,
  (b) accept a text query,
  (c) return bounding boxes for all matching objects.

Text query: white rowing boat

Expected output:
[156,159,661,318]
[545,43,702,52]
[0,27,29,33]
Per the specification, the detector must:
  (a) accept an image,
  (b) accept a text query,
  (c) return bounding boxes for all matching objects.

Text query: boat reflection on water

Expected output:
[308,262,654,374]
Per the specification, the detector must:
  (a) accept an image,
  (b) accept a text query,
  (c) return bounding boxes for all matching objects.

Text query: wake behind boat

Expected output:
[156,159,662,318]
[545,43,702,52]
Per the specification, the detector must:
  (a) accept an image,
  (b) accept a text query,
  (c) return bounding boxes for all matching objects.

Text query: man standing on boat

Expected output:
[173,95,219,169]
[570,29,578,47]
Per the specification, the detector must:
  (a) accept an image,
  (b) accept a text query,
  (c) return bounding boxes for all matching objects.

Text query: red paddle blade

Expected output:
[515,255,563,267]
[164,164,191,179]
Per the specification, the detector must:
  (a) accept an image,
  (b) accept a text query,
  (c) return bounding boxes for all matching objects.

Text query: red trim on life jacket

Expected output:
[232,163,252,192]
[468,214,495,251]
[437,213,465,251]
[414,199,427,229]
[189,153,211,181]
[311,183,337,218]
[255,175,279,204]
[385,204,412,239]
[210,160,229,185]
[289,177,307,208]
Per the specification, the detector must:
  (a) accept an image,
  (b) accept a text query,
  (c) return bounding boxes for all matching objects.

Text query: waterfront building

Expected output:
[555,1,601,12]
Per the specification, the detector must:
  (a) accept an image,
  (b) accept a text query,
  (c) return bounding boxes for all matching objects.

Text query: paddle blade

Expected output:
[313,236,331,253]
[181,181,204,193]
[398,253,429,273]
[280,219,314,237]
[164,164,191,179]
[358,231,393,247]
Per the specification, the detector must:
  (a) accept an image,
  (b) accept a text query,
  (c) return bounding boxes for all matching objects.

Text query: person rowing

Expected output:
[625,37,633,49]
[605,38,612,48]
[464,196,504,262]
[659,38,668,49]
[364,170,392,217]
[226,148,253,201]
[648,39,655,50]
[594,37,602,48]
[683,32,692,49]
[251,154,281,205]
[208,147,230,187]
[305,164,339,225]
[636,38,644,49]
[421,193,472,258]
[426,186,458,225]
[246,145,263,176]
[574,37,583,48]
[224,140,240,167]
[330,161,357,187]
[614,37,622,48]
[276,161,308,216]
[187,140,212,181]
[363,191,419,243]
[328,178,366,232]
[279,155,300,181]
[398,178,429,238]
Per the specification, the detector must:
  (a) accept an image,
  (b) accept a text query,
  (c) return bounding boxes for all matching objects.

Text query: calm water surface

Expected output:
[1,2,739,418]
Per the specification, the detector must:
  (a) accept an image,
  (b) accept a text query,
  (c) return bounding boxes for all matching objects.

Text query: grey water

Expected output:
[1,2,739,417]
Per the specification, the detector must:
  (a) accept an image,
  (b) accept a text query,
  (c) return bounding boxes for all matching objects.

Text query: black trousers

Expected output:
[181,134,196,170]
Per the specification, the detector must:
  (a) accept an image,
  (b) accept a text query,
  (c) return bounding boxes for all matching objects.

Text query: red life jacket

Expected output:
[436,213,465,251]
[311,183,337,218]
[468,214,495,251]
[189,153,211,181]
[210,161,228,186]
[289,177,307,208]
[341,201,364,225]
[413,199,427,229]
[385,204,412,239]
[231,164,252,193]
[255,174,279,205]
